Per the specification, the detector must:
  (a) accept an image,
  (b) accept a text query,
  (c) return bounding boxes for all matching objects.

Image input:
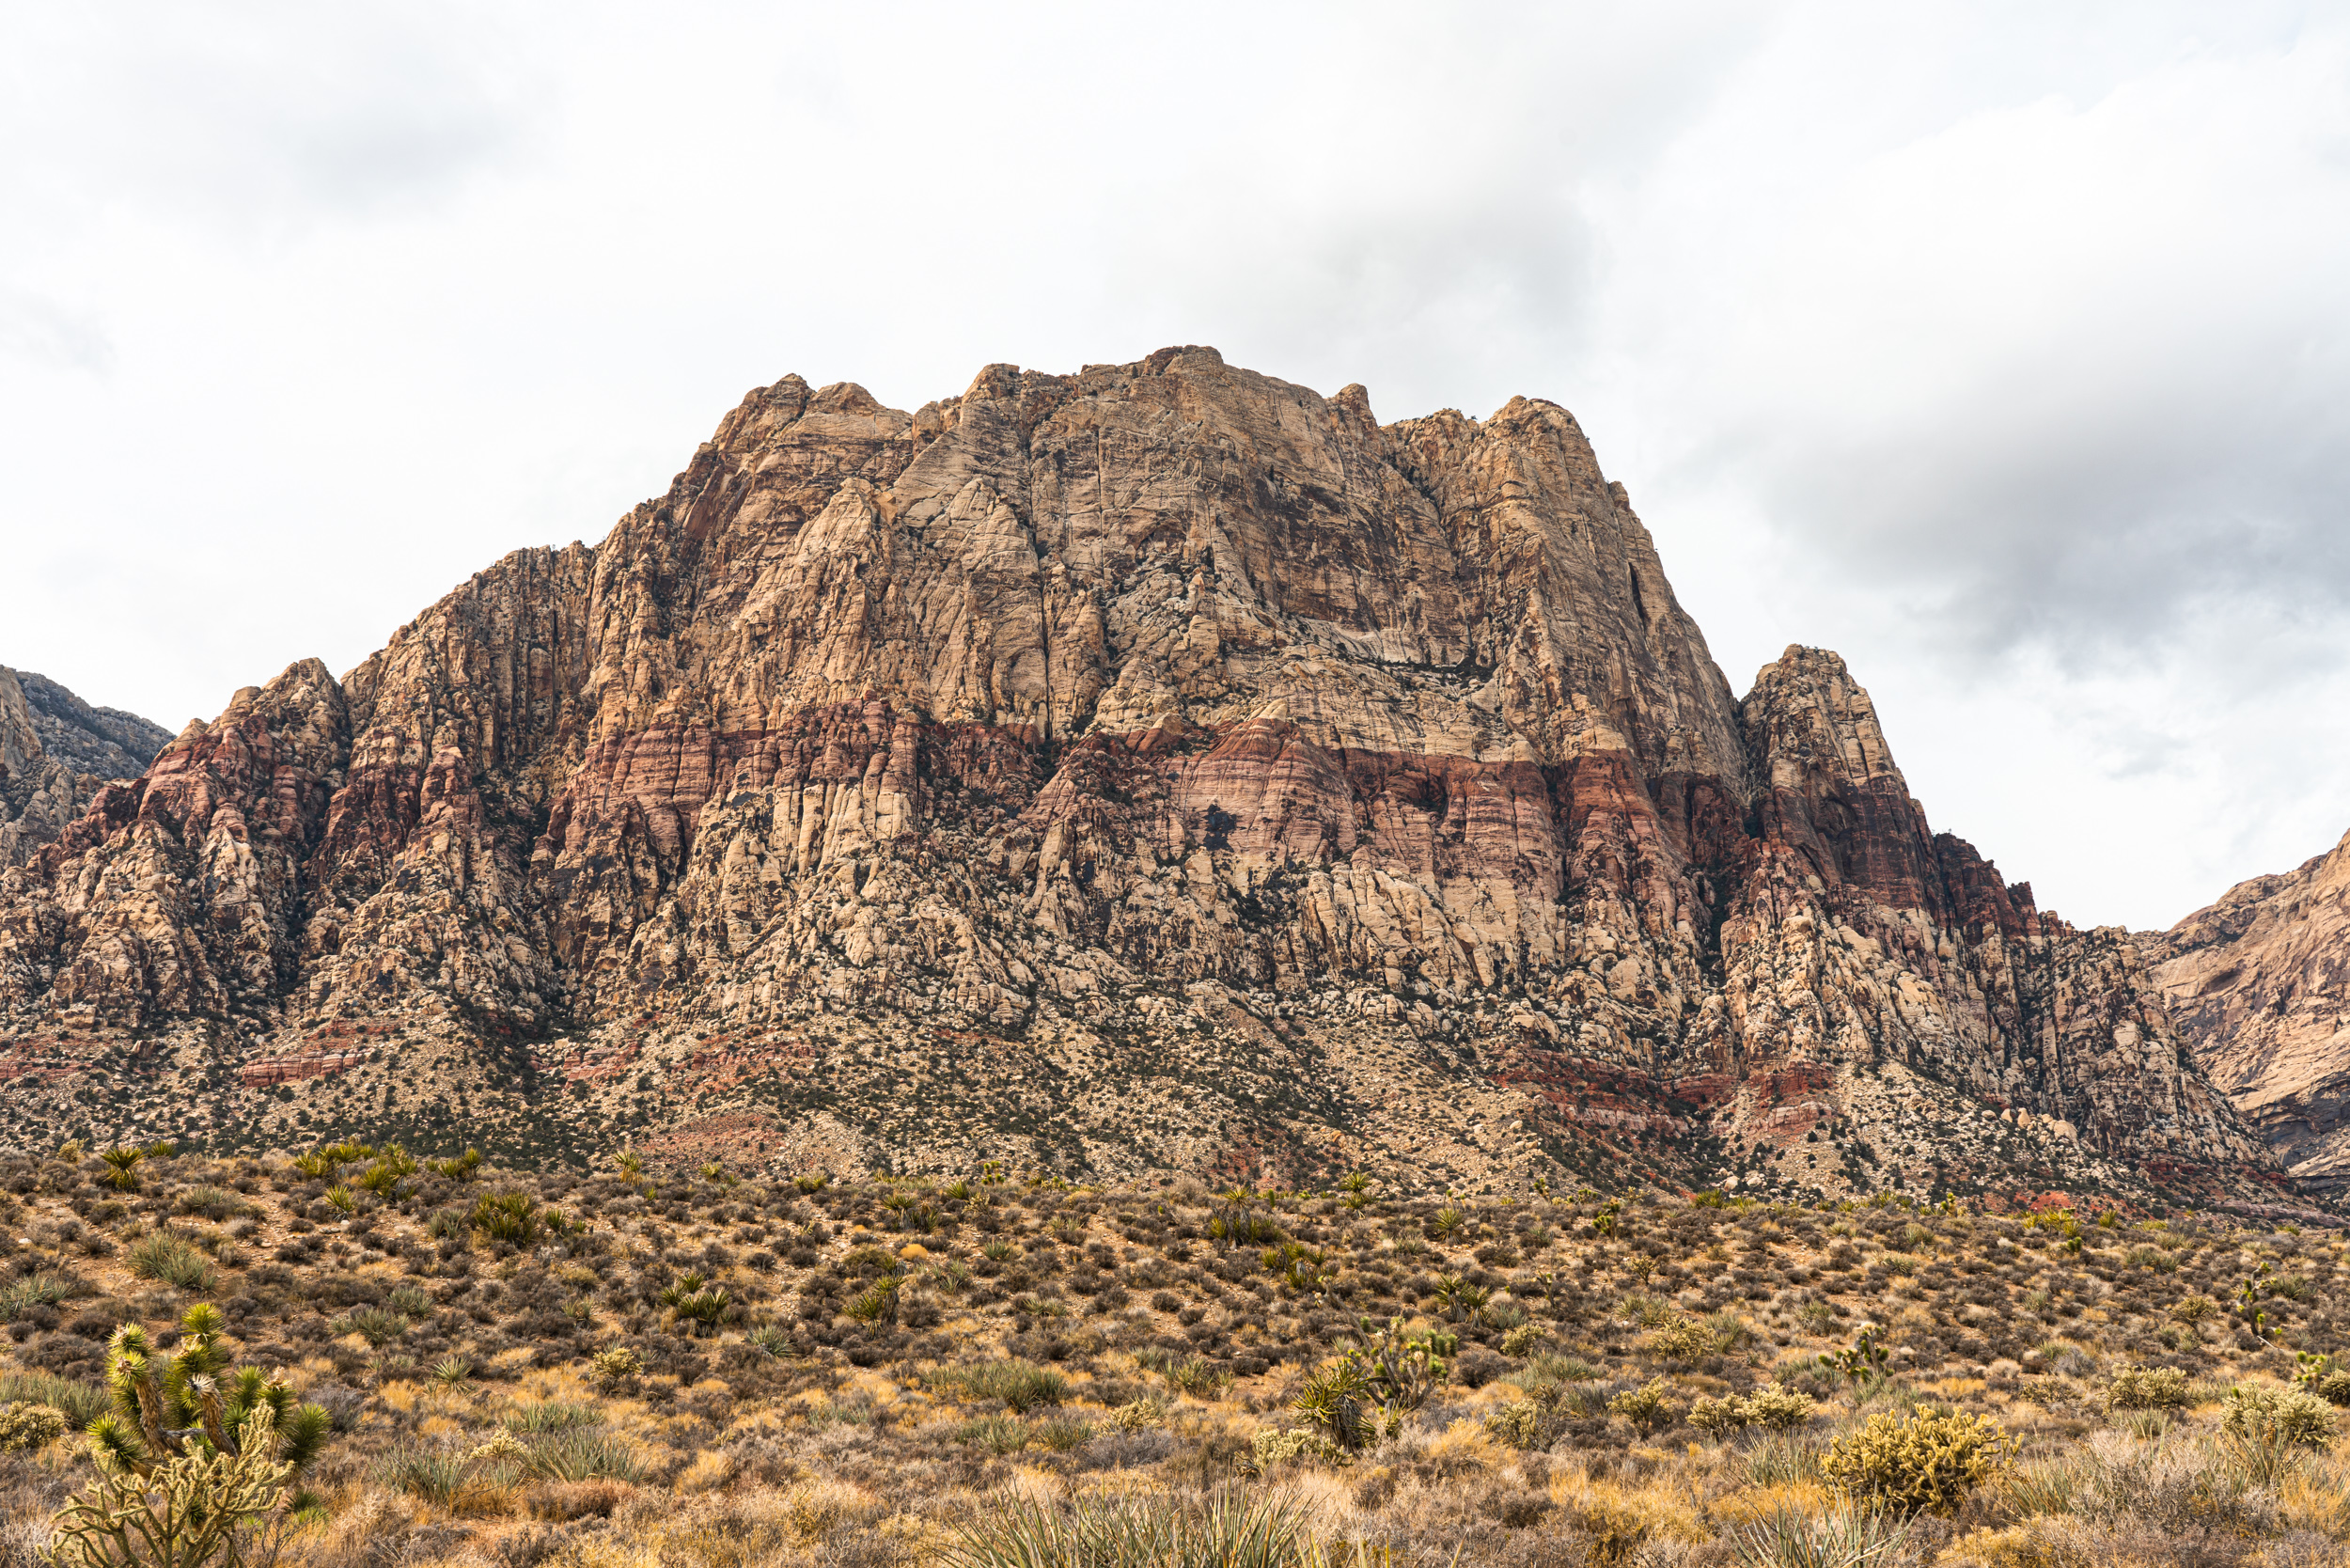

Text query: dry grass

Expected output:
[3,1148,2350,1565]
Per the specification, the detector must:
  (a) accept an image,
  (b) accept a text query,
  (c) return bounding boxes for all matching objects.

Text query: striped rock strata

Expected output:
[0,349,2274,1196]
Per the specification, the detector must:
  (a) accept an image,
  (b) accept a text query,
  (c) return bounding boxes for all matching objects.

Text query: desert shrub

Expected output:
[126,1233,216,1293]
[526,1430,642,1483]
[337,1306,406,1348]
[954,1415,1028,1454]
[944,1490,1311,1566]
[1105,1396,1169,1432]
[2221,1384,2336,1479]
[588,1347,640,1390]
[1822,1408,2008,1516]
[0,1273,71,1322]
[175,1186,256,1222]
[2108,1364,2191,1411]
[1648,1312,1720,1363]
[1249,1427,1348,1471]
[505,1401,603,1434]
[377,1448,468,1506]
[1690,1381,1815,1437]
[1028,1414,1094,1452]
[0,1403,67,1452]
[932,1359,1068,1413]
[1746,1382,1819,1431]
[1608,1377,1677,1435]
[1482,1399,1542,1450]
[471,1192,541,1245]
[1724,1503,1910,1568]
[0,1372,106,1428]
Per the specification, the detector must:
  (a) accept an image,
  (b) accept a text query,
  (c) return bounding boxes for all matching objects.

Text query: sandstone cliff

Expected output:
[2143,833,2350,1185]
[0,666,168,870]
[0,349,2276,1199]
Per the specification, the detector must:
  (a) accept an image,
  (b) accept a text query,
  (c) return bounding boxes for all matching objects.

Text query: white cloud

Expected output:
[2,0,2345,929]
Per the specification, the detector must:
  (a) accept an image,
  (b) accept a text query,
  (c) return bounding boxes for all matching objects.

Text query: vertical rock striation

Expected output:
[0,349,2275,1195]
[2142,833,2350,1184]
[0,666,169,870]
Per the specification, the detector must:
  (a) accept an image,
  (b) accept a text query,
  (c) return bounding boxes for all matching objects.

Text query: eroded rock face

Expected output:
[2142,834,2350,1183]
[0,350,2274,1196]
[0,666,169,870]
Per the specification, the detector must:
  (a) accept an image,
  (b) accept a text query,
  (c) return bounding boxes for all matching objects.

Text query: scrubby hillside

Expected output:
[5,1141,2350,1564]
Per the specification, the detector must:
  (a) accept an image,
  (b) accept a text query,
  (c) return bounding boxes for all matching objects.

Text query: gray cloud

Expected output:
[2,0,2346,928]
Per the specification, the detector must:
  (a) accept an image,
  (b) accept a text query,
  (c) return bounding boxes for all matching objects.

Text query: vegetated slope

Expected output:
[0,348,2272,1203]
[2143,829,2350,1188]
[2,1143,2345,1565]
[0,665,168,869]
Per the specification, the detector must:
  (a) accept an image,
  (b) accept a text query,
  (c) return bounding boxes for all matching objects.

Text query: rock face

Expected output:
[2142,834,2350,1184]
[0,666,169,870]
[0,349,2276,1196]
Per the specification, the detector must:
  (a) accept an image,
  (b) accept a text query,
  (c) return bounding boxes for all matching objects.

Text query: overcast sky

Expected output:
[4,1,2346,931]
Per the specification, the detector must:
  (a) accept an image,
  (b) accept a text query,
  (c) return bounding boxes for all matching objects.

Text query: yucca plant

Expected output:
[525,1429,641,1482]
[656,1270,731,1335]
[0,1271,73,1322]
[469,1190,540,1244]
[337,1306,405,1348]
[1725,1502,1910,1568]
[428,1147,484,1181]
[127,1233,217,1294]
[98,1146,145,1193]
[941,1491,1312,1568]
[82,1304,333,1482]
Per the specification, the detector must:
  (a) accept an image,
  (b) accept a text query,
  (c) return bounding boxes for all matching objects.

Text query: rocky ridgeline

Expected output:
[0,349,2283,1200]
[0,666,167,870]
[2140,832,2350,1188]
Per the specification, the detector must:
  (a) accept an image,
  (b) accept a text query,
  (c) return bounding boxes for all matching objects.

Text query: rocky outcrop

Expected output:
[0,350,2277,1198]
[2142,833,2350,1184]
[0,666,168,870]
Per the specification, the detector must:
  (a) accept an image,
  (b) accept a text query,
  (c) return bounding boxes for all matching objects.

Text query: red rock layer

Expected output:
[0,349,2268,1191]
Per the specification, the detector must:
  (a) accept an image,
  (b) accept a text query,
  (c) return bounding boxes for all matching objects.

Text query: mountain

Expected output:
[0,348,2279,1200]
[0,665,169,868]
[2142,832,2350,1189]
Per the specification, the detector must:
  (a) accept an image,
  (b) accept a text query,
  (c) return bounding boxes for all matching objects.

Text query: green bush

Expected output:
[0,1402,69,1452]
[2108,1365,2192,1412]
[1821,1409,2008,1516]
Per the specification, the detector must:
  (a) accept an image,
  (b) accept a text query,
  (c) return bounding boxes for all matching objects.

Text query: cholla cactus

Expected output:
[84,1305,332,1482]
[51,1406,294,1568]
